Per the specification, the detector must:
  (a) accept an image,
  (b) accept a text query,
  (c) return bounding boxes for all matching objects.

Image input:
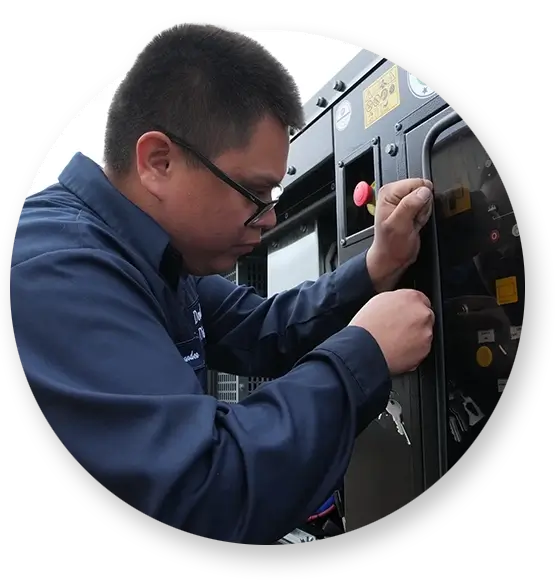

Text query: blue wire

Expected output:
[314,495,335,514]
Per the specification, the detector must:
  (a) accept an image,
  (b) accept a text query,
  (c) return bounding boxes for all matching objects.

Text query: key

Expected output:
[386,399,411,445]
[449,415,462,443]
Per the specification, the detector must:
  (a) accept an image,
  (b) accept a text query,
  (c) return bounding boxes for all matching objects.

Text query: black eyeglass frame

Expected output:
[154,126,283,226]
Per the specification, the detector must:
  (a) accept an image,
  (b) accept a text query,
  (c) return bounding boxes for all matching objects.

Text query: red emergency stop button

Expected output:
[353,181,374,207]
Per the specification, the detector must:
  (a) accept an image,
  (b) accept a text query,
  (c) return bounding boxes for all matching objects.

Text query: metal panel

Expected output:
[332,60,443,164]
[344,373,423,531]
[290,49,384,140]
[282,112,333,191]
[267,223,321,296]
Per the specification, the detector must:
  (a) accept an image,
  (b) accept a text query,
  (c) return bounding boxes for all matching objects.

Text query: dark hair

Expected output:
[103,24,305,174]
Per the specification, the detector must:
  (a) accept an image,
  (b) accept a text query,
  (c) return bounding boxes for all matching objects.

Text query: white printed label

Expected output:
[407,72,436,99]
[510,325,522,340]
[478,329,495,343]
[498,379,507,393]
[335,100,352,131]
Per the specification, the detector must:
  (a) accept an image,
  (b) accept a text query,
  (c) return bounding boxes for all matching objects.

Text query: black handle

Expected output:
[421,111,462,181]
[418,110,463,480]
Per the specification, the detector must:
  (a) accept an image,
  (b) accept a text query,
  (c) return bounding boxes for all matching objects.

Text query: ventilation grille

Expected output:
[224,269,237,284]
[245,258,266,296]
[215,373,240,404]
[247,376,272,395]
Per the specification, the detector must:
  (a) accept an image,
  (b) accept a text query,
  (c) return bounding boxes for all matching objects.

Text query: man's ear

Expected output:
[136,131,175,201]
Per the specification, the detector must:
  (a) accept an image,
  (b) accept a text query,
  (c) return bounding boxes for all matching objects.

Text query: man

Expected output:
[10,24,435,544]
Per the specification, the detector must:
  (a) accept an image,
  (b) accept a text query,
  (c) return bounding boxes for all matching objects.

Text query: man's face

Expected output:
[135,115,289,276]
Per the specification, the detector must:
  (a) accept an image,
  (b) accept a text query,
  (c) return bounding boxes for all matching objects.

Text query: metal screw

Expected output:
[300,224,308,233]
[338,161,344,168]
[286,166,296,175]
[385,143,398,156]
[333,79,345,91]
[316,97,327,107]
[485,159,492,168]
[371,137,378,146]
[330,182,336,191]
[340,238,346,247]
[395,122,402,131]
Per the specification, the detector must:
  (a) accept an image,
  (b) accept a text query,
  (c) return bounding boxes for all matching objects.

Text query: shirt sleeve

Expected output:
[197,250,378,378]
[10,248,391,544]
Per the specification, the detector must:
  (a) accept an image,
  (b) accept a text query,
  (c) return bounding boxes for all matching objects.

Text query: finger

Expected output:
[420,293,432,309]
[381,178,434,203]
[388,186,433,226]
[414,195,433,230]
[410,290,432,309]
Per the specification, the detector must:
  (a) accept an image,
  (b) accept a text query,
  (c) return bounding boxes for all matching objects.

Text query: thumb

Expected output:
[389,186,433,227]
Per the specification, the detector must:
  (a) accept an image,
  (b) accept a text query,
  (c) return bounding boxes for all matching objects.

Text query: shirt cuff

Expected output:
[332,250,377,310]
[315,325,392,434]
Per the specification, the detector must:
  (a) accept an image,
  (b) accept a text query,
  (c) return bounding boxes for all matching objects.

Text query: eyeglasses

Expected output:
[155,127,283,226]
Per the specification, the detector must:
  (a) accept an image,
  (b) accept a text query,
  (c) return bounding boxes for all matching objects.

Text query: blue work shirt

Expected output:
[10,153,391,544]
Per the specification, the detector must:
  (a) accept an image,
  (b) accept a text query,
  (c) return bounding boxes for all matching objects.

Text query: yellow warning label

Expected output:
[363,65,401,129]
[496,276,518,305]
[476,346,493,368]
[441,186,471,217]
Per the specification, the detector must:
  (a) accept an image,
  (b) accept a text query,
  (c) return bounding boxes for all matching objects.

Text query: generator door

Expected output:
[409,110,524,478]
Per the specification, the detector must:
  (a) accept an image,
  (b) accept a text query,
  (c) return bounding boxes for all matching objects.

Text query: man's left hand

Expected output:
[366,178,434,293]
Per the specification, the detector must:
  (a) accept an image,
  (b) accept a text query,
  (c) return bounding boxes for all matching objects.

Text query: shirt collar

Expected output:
[58,152,183,288]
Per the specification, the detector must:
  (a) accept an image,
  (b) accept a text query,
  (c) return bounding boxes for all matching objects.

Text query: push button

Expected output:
[476,346,493,368]
[353,181,374,206]
[353,180,376,216]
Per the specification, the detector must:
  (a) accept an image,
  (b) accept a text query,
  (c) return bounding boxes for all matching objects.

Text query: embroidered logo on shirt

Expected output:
[192,306,206,341]
[183,351,200,362]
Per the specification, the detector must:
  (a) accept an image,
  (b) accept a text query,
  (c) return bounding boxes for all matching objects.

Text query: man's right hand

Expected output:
[349,289,435,375]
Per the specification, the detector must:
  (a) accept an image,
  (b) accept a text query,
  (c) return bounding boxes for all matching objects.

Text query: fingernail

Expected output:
[417,188,432,201]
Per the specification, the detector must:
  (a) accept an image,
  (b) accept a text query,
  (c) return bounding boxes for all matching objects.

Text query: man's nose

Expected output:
[258,207,277,230]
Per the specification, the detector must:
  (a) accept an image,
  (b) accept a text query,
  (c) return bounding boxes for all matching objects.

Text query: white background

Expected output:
[28,29,361,194]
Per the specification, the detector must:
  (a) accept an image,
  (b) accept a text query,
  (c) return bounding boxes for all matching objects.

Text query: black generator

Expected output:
[208,49,525,540]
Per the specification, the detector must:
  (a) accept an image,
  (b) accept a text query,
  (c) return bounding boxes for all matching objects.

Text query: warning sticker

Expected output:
[496,276,519,305]
[363,65,401,129]
[441,186,471,217]
[510,325,522,340]
[497,379,507,393]
[478,329,495,344]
